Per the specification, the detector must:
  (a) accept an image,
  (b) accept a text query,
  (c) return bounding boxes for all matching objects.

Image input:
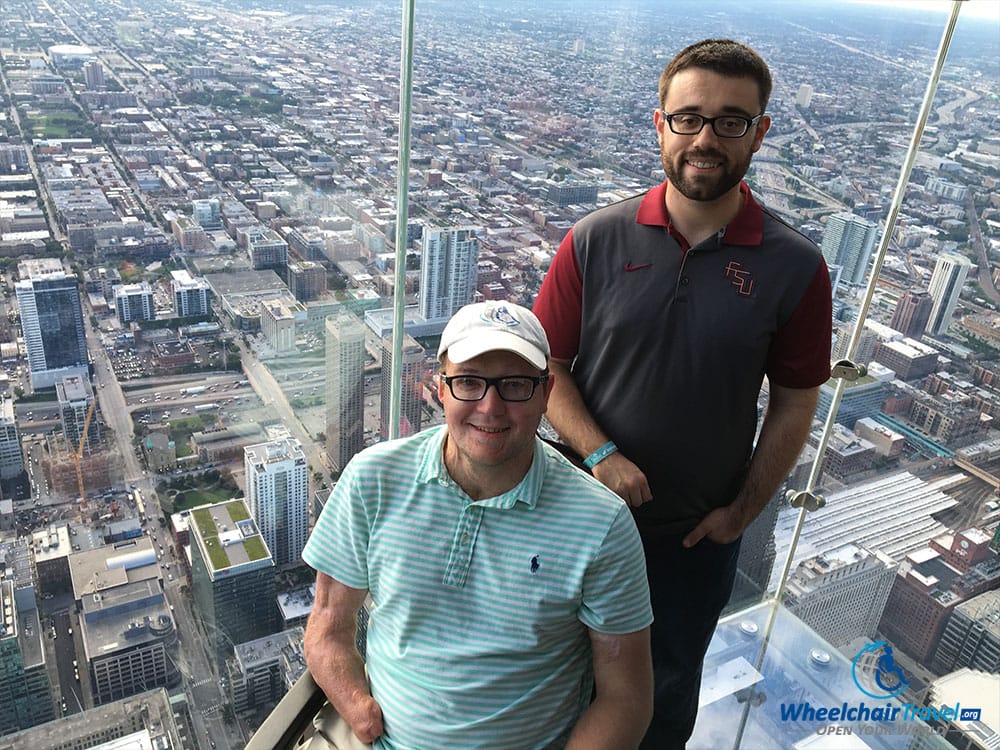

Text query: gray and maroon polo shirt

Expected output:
[533,180,832,533]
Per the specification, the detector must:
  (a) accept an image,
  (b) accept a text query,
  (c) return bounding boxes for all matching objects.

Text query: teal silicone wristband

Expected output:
[583,441,618,469]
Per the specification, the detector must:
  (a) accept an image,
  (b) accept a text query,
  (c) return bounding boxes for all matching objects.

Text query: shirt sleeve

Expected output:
[533,229,584,361]
[578,504,653,635]
[766,261,833,388]
[301,458,372,590]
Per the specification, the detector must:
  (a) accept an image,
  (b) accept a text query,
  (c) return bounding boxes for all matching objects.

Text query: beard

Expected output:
[661,146,752,203]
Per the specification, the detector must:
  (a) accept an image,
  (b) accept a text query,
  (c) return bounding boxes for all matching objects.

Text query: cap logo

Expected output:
[481,305,520,330]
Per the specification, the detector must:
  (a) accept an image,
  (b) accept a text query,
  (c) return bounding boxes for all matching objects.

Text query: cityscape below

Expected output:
[0,0,998,749]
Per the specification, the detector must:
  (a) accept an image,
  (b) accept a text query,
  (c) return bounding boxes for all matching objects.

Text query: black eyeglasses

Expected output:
[660,111,763,138]
[441,374,549,402]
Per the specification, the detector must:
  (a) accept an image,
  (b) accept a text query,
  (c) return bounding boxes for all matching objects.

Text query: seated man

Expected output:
[303,301,653,750]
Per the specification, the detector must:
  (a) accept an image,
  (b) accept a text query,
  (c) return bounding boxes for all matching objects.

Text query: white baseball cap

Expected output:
[438,301,550,370]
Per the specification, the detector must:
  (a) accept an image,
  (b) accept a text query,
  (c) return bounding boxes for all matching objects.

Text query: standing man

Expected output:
[303,301,654,750]
[533,39,832,748]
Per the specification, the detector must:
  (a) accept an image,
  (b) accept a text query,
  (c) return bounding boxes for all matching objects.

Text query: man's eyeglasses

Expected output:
[441,374,549,402]
[660,111,763,138]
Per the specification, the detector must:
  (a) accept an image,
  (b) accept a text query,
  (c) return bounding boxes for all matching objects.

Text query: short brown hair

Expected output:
[658,39,772,114]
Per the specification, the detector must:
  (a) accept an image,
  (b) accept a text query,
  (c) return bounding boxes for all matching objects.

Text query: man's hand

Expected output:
[684,384,821,548]
[342,691,384,744]
[682,503,748,548]
[593,451,653,507]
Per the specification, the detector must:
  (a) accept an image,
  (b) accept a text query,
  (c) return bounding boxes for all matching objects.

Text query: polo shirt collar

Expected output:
[416,425,545,510]
[635,179,764,246]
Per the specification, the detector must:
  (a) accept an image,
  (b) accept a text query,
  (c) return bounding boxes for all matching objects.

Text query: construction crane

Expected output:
[75,400,96,511]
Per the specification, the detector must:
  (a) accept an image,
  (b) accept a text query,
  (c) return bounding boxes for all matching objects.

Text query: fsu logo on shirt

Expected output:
[724,261,755,296]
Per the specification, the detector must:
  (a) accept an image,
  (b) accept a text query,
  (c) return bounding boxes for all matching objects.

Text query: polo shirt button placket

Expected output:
[443,505,483,588]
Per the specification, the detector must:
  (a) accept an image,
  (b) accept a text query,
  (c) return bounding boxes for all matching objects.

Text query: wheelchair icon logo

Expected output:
[852,641,909,700]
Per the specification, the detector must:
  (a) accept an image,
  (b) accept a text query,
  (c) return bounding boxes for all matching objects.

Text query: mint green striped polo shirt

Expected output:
[302,424,652,750]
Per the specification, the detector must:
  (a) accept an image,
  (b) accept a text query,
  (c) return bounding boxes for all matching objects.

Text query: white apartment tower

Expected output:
[795,83,814,108]
[783,543,897,649]
[820,212,878,287]
[325,311,366,472]
[927,252,973,336]
[244,438,308,567]
[418,226,481,322]
[112,282,155,325]
[171,270,212,317]
[15,259,89,390]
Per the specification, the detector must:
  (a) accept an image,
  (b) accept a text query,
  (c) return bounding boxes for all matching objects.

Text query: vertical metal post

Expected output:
[389,0,416,440]
[736,3,967,747]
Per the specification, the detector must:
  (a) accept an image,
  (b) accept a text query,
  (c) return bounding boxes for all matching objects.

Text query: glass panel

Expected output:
[1,0,997,746]
[694,603,955,749]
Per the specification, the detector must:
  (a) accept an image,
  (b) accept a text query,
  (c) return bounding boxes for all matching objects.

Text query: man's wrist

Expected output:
[583,441,618,469]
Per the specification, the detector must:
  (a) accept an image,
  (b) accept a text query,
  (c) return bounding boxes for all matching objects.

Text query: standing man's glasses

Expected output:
[660,111,763,138]
[442,374,549,402]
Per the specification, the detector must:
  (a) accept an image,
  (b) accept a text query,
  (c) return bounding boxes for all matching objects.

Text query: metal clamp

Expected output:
[786,489,826,512]
[830,359,867,381]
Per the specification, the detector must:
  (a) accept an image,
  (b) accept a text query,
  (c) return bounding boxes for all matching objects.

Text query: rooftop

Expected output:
[191,500,272,575]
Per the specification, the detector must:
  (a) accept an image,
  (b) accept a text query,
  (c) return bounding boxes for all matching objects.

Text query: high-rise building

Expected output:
[82,59,104,90]
[288,261,327,302]
[795,83,814,108]
[15,259,88,390]
[112,281,155,325]
[931,589,1000,674]
[246,228,289,272]
[878,530,1000,664]
[56,374,100,453]
[0,396,24,479]
[820,212,878,287]
[890,290,934,339]
[70,540,180,705]
[260,299,303,353]
[171,270,213,317]
[325,311,366,472]
[380,332,425,439]
[418,226,481,322]
[226,627,307,715]
[0,544,55,734]
[927,252,973,336]
[728,487,779,612]
[189,500,279,666]
[244,439,309,567]
[783,543,897,648]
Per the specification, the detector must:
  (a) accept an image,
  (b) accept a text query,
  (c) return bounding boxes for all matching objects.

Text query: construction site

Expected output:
[32,398,127,522]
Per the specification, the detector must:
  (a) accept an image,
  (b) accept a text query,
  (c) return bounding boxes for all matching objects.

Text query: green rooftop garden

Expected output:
[227,500,250,522]
[191,502,267,568]
[244,536,268,562]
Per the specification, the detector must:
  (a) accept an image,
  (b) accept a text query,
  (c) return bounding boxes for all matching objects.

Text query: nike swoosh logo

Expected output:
[625,263,652,272]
